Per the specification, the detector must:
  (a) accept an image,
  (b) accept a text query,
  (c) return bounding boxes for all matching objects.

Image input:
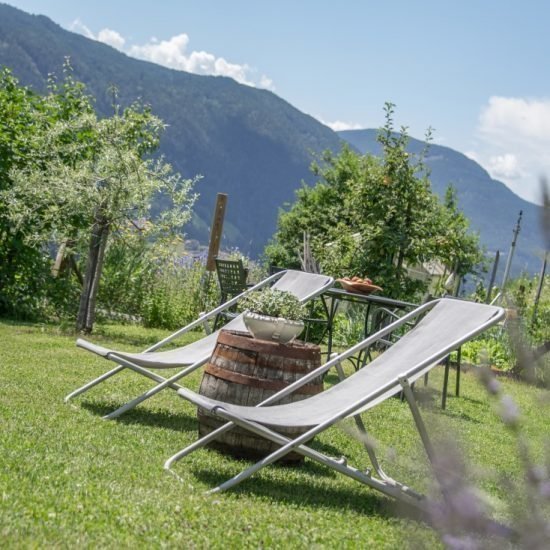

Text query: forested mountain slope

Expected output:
[0,3,343,255]
[0,3,545,273]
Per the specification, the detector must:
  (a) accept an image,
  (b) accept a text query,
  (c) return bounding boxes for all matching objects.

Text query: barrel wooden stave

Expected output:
[197,330,322,462]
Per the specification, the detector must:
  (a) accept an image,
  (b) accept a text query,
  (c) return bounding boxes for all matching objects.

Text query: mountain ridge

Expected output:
[0,3,546,274]
[0,3,344,255]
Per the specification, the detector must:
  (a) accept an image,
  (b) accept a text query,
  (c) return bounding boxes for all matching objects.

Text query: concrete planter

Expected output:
[243,311,304,343]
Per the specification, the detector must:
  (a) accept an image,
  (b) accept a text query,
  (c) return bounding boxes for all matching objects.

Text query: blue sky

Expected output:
[5,0,550,204]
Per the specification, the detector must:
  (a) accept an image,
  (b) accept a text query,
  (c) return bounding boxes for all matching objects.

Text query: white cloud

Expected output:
[69,18,94,40]
[464,151,480,162]
[259,75,275,91]
[471,96,550,204]
[69,22,272,89]
[318,118,363,131]
[97,28,125,51]
[479,97,550,143]
[487,153,522,180]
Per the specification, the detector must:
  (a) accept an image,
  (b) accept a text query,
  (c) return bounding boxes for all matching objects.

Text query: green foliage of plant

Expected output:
[98,232,221,331]
[265,103,484,301]
[97,229,157,318]
[459,331,514,370]
[506,274,550,345]
[4,73,197,250]
[0,68,52,317]
[0,63,198,330]
[0,67,83,321]
[0,247,65,321]
[238,288,306,320]
[503,273,549,384]
[140,261,219,330]
[331,308,368,349]
[457,271,549,378]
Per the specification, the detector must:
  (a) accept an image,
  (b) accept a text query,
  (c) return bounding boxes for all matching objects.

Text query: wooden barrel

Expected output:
[197,330,323,463]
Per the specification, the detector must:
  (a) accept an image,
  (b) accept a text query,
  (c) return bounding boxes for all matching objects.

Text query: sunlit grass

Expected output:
[0,320,547,547]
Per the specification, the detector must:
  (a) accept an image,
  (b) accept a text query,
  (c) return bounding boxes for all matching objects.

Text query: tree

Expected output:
[0,68,53,318]
[437,185,485,284]
[265,103,483,299]
[1,64,198,331]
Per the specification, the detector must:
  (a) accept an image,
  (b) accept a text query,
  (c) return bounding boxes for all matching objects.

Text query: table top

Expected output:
[324,287,417,309]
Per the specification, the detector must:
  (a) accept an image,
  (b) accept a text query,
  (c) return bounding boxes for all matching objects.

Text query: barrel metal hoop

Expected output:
[204,363,322,395]
[217,330,321,361]
[213,344,318,374]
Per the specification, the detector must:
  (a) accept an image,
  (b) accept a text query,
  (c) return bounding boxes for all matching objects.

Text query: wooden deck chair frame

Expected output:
[67,270,334,420]
[165,298,505,510]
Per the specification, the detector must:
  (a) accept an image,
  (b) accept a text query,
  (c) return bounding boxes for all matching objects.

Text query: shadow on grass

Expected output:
[455,394,488,407]
[81,400,359,462]
[439,408,482,424]
[181,435,428,522]
[81,400,198,432]
[323,372,344,385]
[81,398,428,523]
[193,466,426,522]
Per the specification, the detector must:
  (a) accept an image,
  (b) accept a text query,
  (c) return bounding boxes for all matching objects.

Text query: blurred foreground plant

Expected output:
[423,361,549,549]
[419,180,550,547]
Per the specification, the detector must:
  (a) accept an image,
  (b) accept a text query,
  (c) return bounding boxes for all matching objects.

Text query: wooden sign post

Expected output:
[206,193,227,271]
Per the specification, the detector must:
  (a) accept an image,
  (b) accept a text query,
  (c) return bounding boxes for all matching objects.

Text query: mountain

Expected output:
[0,3,546,275]
[0,3,343,256]
[339,129,547,277]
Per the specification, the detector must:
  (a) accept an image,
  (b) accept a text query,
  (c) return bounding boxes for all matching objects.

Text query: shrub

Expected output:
[459,332,514,370]
[140,261,218,330]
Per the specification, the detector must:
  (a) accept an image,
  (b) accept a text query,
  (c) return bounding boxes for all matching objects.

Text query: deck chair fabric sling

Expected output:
[166,298,504,509]
[67,270,334,419]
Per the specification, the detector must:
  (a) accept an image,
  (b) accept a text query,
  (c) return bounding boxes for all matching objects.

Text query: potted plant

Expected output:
[238,288,306,343]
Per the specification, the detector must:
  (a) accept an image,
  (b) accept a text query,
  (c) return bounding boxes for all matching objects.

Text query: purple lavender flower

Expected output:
[500,394,520,427]
[477,366,500,396]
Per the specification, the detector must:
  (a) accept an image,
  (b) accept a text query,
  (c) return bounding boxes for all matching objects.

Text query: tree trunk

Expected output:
[69,254,84,287]
[51,240,68,277]
[76,217,109,333]
[52,238,83,286]
[395,197,412,278]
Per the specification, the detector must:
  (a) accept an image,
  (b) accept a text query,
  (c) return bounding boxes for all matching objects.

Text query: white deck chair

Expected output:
[67,270,334,419]
[165,298,505,509]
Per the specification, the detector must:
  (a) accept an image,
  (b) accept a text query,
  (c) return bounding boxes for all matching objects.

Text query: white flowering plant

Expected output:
[238,289,306,321]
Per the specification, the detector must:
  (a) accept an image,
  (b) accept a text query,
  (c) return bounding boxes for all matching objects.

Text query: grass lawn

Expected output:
[0,319,548,548]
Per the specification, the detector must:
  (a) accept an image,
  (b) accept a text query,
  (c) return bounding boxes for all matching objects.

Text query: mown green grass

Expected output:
[0,320,547,548]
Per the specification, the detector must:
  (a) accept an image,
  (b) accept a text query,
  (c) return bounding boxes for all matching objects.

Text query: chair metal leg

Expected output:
[168,353,343,471]
[103,360,204,419]
[332,357,395,484]
[401,378,515,537]
[399,376,436,464]
[64,365,126,402]
[65,356,188,404]
[455,347,461,397]
[208,408,424,505]
[441,357,450,410]
[164,422,236,469]
[198,312,212,335]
